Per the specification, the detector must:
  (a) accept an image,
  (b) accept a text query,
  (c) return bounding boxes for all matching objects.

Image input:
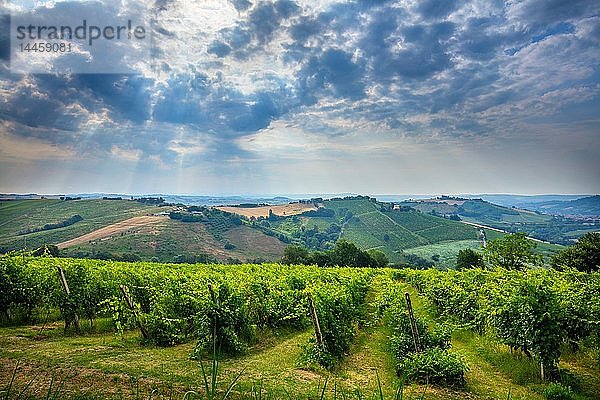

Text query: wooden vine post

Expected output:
[119,285,149,339]
[208,283,218,354]
[307,292,324,349]
[57,266,81,333]
[405,292,421,353]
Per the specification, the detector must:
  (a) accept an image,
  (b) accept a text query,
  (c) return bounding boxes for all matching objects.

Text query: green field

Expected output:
[0,197,566,267]
[0,199,165,252]
[0,256,598,399]
[403,240,481,269]
[0,200,287,263]
[403,199,598,245]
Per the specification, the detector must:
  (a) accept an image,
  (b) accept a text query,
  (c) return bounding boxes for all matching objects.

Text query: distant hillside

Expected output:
[0,199,165,252]
[1,196,568,268]
[0,199,286,263]
[469,194,587,207]
[516,195,600,217]
[249,196,483,266]
[402,197,598,245]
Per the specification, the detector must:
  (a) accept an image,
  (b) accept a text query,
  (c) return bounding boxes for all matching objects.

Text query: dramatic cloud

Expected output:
[0,0,599,195]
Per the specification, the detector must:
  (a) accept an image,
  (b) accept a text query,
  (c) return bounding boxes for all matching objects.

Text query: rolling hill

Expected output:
[0,199,286,263]
[516,195,600,217]
[1,196,568,268]
[402,197,598,245]
[246,196,488,266]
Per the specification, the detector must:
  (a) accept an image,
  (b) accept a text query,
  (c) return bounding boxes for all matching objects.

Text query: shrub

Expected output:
[543,382,576,400]
[399,348,468,387]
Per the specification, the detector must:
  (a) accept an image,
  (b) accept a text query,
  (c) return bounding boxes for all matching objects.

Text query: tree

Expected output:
[484,233,541,270]
[367,249,389,268]
[329,240,369,267]
[281,245,311,265]
[456,248,484,270]
[551,232,600,272]
[32,244,59,257]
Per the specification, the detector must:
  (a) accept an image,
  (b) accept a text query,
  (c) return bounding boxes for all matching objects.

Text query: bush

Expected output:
[456,248,483,270]
[543,382,576,400]
[387,311,450,363]
[399,348,468,387]
[551,232,600,272]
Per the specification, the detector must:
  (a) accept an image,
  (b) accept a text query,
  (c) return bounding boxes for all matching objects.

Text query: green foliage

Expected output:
[281,240,388,268]
[99,296,137,336]
[377,280,465,387]
[399,267,600,381]
[484,233,541,270]
[543,382,576,400]
[367,249,389,268]
[456,248,484,270]
[302,275,370,369]
[194,283,255,355]
[400,348,468,387]
[551,232,600,272]
[488,278,563,377]
[281,245,311,265]
[402,254,434,269]
[0,256,373,368]
[328,240,374,268]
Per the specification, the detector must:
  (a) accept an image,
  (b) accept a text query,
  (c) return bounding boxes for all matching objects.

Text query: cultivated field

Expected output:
[56,215,168,249]
[217,202,317,218]
[1,257,598,399]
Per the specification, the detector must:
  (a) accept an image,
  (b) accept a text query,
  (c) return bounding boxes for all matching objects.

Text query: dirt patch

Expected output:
[217,203,317,219]
[56,216,168,249]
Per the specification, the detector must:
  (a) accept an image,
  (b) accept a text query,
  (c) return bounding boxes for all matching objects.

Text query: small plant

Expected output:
[99,296,136,337]
[399,348,468,387]
[543,382,576,400]
[380,285,464,387]
[185,303,245,400]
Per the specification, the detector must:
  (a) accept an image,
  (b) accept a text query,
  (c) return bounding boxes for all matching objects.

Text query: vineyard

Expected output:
[1,256,599,399]
[263,197,483,265]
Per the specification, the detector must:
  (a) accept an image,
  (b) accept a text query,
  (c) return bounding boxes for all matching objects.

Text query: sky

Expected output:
[0,0,599,196]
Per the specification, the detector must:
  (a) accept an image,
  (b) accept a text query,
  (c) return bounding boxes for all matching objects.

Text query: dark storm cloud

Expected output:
[208,41,232,57]
[0,14,9,61]
[210,0,300,58]
[151,71,293,136]
[366,21,454,81]
[297,49,366,101]
[75,75,153,123]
